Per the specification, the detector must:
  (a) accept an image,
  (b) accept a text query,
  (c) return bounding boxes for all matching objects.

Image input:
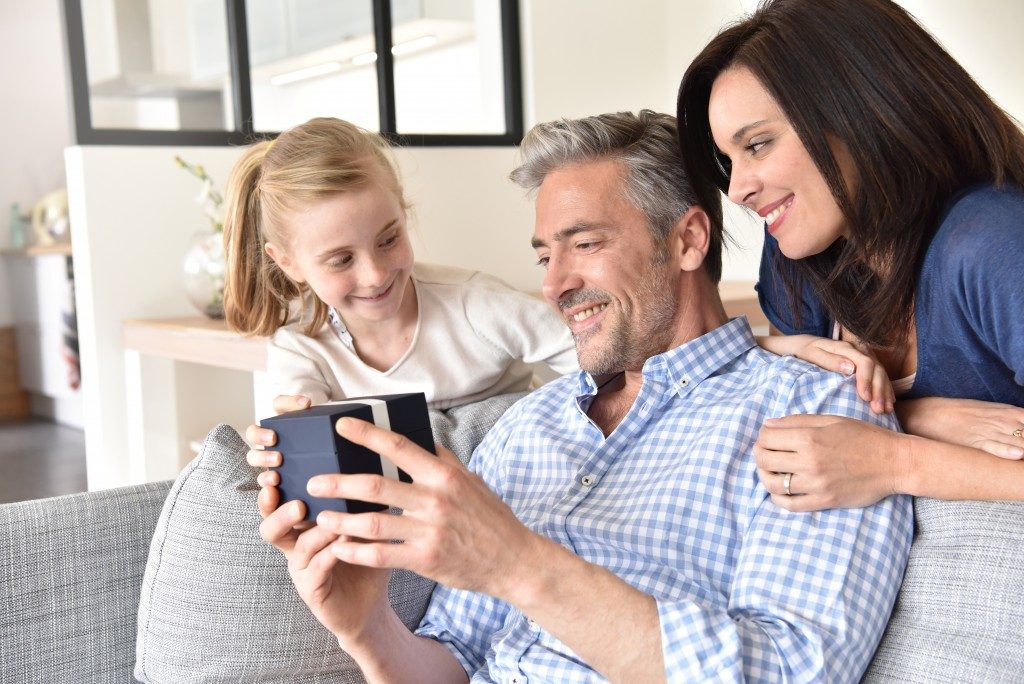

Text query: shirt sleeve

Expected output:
[265,328,333,405]
[463,273,579,375]
[757,226,832,337]
[413,400,521,675]
[657,369,913,681]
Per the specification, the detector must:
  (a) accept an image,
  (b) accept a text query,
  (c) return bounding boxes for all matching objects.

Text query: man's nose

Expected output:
[541,253,583,307]
[726,158,760,208]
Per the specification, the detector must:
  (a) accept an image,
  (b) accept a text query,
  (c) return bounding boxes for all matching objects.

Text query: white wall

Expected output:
[0,0,72,326]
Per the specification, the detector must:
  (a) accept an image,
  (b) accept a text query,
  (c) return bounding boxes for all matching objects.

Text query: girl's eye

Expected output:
[380,234,399,248]
[327,254,353,269]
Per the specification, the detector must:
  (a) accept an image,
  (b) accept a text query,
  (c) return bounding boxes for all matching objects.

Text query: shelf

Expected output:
[0,243,73,257]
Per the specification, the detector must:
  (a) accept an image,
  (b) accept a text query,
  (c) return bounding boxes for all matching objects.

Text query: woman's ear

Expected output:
[264,242,305,283]
[669,206,711,273]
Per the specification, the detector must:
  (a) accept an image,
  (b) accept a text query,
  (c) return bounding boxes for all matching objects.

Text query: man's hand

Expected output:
[258,495,394,648]
[753,414,908,511]
[245,394,312,470]
[897,396,1024,459]
[311,417,541,599]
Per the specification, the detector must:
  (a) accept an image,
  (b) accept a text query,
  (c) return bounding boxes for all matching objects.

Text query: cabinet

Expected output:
[2,246,83,427]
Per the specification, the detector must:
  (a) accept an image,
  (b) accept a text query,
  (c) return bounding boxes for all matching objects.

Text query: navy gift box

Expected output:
[260,393,435,522]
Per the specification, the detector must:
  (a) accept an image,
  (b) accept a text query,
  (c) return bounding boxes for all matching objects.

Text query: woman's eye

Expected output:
[746,139,770,154]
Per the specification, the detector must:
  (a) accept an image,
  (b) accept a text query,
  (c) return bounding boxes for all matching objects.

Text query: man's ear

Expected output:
[264,242,305,283]
[668,206,711,273]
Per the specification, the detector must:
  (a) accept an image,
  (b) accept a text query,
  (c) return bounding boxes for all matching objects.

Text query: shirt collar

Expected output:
[327,308,354,349]
[575,316,757,398]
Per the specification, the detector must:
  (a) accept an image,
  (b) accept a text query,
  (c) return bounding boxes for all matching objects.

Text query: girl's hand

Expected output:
[758,335,894,414]
[245,394,312,470]
[897,397,1024,459]
[257,489,393,647]
[753,414,907,511]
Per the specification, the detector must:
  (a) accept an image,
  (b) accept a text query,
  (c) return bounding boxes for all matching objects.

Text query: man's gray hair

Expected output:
[510,110,698,243]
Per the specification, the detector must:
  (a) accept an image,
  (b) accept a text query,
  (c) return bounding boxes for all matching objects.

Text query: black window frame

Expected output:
[60,0,524,147]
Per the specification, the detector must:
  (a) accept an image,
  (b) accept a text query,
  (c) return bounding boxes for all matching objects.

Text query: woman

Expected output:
[677,0,1024,510]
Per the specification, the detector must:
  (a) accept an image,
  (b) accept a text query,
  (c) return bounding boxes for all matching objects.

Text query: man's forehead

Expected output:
[531,160,637,245]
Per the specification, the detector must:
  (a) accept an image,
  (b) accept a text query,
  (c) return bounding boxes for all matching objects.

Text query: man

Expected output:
[254,111,912,682]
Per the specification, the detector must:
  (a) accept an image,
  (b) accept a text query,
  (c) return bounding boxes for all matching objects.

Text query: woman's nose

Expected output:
[726,158,760,208]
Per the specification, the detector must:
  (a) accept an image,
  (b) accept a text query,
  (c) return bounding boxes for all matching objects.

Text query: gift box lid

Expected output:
[260,392,430,455]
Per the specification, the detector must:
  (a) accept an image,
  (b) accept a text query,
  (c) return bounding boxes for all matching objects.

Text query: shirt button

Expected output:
[528,617,538,628]
[678,377,690,387]
[510,677,522,684]
[580,474,596,487]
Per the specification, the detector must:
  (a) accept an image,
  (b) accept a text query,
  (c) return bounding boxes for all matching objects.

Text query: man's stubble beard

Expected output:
[574,248,679,376]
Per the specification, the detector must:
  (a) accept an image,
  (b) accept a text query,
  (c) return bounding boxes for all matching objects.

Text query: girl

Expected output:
[221,117,578,461]
[676,0,1024,510]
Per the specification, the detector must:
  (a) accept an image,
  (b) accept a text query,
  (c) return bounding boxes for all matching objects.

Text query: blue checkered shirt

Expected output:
[416,317,913,682]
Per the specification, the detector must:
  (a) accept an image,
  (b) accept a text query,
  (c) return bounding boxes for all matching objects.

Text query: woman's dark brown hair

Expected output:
[677,0,1024,348]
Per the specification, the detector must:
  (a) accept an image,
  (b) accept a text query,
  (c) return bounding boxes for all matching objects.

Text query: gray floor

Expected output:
[0,418,88,504]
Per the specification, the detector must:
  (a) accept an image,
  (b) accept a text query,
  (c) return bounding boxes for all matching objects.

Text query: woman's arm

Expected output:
[896,397,1024,459]
[755,414,1024,511]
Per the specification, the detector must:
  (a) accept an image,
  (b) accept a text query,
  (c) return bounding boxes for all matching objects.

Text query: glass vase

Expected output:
[183,229,226,318]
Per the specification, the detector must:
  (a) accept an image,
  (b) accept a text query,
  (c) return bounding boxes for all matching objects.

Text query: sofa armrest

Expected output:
[0,480,172,682]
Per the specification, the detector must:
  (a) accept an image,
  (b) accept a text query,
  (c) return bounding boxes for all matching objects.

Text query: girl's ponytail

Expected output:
[222,141,303,336]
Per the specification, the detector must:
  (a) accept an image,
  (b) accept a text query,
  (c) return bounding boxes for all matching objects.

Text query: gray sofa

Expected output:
[3,393,1023,682]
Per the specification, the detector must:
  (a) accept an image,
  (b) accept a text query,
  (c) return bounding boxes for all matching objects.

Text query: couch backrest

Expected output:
[0,479,172,682]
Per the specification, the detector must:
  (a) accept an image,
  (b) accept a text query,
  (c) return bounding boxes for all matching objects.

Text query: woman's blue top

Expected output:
[756,184,1024,405]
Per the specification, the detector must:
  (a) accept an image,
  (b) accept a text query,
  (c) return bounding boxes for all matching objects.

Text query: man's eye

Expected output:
[576,241,598,251]
[535,256,549,268]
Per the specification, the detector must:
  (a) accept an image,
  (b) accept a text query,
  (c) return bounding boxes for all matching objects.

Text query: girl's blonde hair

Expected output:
[222,117,407,337]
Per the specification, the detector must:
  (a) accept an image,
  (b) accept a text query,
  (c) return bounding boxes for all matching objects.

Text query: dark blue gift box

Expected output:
[260,393,435,522]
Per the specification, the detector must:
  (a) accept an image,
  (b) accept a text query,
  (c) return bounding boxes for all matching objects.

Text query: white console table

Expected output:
[121,282,765,483]
[122,316,271,484]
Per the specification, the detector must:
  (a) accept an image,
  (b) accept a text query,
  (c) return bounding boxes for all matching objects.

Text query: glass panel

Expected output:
[393,0,506,135]
[248,0,380,133]
[81,0,234,131]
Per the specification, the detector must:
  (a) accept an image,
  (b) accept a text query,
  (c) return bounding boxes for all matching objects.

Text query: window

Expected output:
[61,0,523,146]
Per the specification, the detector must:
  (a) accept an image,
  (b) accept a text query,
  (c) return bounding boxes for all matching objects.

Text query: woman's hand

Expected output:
[245,394,312,470]
[897,397,1024,459]
[758,335,894,414]
[257,484,393,648]
[753,414,908,511]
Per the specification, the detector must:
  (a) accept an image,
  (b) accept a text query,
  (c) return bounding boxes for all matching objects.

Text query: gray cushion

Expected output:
[0,480,171,683]
[135,392,524,683]
[864,498,1024,683]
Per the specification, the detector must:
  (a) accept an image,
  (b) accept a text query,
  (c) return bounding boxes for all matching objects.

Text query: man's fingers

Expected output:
[306,472,421,511]
[273,394,312,414]
[247,426,279,448]
[257,470,280,488]
[335,417,440,480]
[248,449,282,468]
[290,525,341,572]
[259,499,305,551]
[317,509,419,542]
